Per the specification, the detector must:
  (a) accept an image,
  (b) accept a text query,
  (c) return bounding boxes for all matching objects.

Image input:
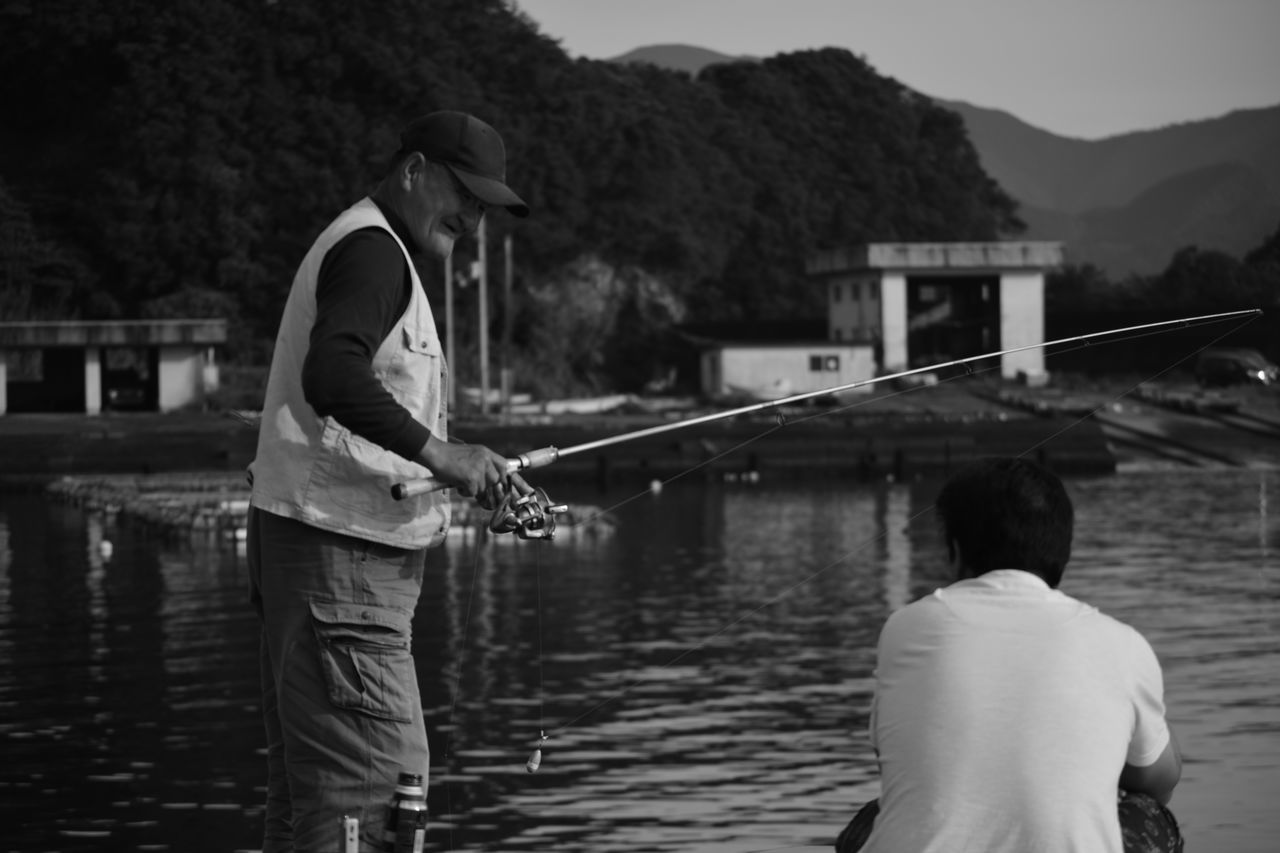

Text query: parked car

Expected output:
[1194,347,1279,387]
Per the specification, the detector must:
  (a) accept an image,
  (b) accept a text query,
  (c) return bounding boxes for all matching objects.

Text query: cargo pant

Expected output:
[248,507,431,853]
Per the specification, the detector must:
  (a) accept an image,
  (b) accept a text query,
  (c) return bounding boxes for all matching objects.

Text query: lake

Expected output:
[0,466,1276,852]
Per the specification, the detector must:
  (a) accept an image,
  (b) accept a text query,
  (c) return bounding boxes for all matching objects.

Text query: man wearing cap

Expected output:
[247,111,530,852]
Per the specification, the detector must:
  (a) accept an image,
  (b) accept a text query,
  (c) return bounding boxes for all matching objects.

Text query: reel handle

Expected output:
[390,446,559,501]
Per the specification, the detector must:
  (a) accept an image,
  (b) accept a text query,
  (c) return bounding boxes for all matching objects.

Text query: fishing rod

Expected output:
[391,308,1261,509]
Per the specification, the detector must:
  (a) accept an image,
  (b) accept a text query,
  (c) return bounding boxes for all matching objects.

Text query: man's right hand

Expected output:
[415,435,531,508]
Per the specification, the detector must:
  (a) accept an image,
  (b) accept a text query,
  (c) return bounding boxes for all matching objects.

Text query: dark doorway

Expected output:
[906,276,1000,368]
[4,348,86,413]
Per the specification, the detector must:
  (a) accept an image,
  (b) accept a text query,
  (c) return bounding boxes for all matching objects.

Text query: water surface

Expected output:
[0,468,1275,852]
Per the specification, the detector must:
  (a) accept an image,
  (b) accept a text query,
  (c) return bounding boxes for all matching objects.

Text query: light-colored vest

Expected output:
[249,198,450,549]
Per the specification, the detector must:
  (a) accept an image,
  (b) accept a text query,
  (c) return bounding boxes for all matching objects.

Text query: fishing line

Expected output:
[999,313,1265,464]
[562,356,1015,530]
[434,308,1261,848]
[392,309,1261,504]
[1260,470,1269,572]
[440,536,488,851]
[562,419,793,530]
[562,311,1262,535]
[528,543,548,772]
[432,306,1259,845]
[523,310,1265,737]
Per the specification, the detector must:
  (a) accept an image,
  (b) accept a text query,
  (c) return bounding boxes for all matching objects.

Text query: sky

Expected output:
[512,0,1280,140]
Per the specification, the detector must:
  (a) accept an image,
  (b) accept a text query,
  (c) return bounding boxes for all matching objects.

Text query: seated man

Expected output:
[838,457,1183,853]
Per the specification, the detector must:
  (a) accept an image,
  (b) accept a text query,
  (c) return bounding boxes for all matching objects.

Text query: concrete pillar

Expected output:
[880,272,908,372]
[84,347,102,415]
[999,272,1046,380]
[201,346,220,405]
[158,347,184,412]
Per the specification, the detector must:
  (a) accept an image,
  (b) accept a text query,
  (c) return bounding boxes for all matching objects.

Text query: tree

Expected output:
[0,180,100,320]
[0,3,1029,394]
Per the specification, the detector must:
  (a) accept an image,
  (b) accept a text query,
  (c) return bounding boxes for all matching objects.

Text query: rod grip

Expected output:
[391,478,447,500]
[390,449,558,501]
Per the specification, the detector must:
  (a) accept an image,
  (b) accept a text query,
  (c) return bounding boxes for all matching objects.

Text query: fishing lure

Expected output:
[526,731,548,773]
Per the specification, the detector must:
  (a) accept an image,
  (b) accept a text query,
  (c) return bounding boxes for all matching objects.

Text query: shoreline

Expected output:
[0,405,1118,484]
[5,378,1278,500]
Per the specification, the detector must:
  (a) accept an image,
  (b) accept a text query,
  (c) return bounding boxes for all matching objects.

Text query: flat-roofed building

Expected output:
[0,319,227,415]
[699,338,877,402]
[806,242,1064,382]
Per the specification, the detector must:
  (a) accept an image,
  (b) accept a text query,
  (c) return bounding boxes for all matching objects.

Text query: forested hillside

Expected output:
[615,45,1280,282]
[0,0,1084,397]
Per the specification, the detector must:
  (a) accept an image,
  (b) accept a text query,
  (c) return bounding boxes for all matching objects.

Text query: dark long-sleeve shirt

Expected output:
[300,200,434,461]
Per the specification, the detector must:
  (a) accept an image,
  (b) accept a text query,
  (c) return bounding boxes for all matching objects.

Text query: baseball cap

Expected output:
[398,111,529,218]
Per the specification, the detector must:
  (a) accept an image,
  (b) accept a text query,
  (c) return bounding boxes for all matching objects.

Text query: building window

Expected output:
[810,355,840,372]
[833,284,842,302]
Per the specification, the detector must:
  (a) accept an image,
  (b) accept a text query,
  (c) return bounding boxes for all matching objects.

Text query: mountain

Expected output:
[612,45,1280,278]
[607,44,756,76]
[942,100,1280,276]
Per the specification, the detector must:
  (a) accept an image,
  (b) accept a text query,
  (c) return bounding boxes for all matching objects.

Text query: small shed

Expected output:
[806,242,1064,381]
[0,319,227,415]
[695,337,876,401]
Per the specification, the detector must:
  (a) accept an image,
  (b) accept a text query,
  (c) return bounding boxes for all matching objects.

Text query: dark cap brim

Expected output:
[449,166,529,218]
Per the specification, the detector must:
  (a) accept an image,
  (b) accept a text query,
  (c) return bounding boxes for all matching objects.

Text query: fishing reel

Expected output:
[489,487,569,540]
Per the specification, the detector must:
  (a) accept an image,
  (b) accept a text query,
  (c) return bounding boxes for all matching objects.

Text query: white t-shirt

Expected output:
[863,570,1170,853]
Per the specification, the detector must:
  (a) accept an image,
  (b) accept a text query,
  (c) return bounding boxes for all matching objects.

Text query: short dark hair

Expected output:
[934,457,1074,587]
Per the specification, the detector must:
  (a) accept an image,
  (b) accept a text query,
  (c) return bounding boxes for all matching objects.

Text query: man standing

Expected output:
[248,111,529,852]
[839,457,1183,853]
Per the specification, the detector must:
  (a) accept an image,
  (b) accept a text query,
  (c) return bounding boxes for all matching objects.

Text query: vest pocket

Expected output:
[309,599,416,723]
[403,325,441,355]
[383,325,442,407]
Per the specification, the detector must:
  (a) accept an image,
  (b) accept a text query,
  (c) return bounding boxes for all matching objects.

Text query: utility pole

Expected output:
[501,234,513,414]
[477,217,490,415]
[444,254,455,413]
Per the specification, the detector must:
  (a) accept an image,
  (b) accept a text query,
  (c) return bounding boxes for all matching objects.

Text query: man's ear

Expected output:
[399,151,428,189]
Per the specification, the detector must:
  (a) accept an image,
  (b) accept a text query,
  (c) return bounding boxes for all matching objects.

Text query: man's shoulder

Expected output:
[1059,593,1145,634]
[333,225,402,252]
[314,226,410,306]
[880,590,946,630]
[324,226,407,272]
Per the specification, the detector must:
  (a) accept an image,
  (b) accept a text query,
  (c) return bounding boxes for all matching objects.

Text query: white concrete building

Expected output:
[806,242,1064,381]
[699,339,876,401]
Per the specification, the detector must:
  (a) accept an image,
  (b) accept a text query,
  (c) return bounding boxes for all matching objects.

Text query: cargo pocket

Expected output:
[309,600,416,723]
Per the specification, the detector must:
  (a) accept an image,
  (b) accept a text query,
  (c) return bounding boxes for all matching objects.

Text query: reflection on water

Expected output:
[0,470,1276,852]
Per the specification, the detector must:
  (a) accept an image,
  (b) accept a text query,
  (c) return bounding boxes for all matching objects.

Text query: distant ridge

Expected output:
[611,44,1280,277]
[943,99,1280,274]
[608,43,757,76]
[938,100,1280,214]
